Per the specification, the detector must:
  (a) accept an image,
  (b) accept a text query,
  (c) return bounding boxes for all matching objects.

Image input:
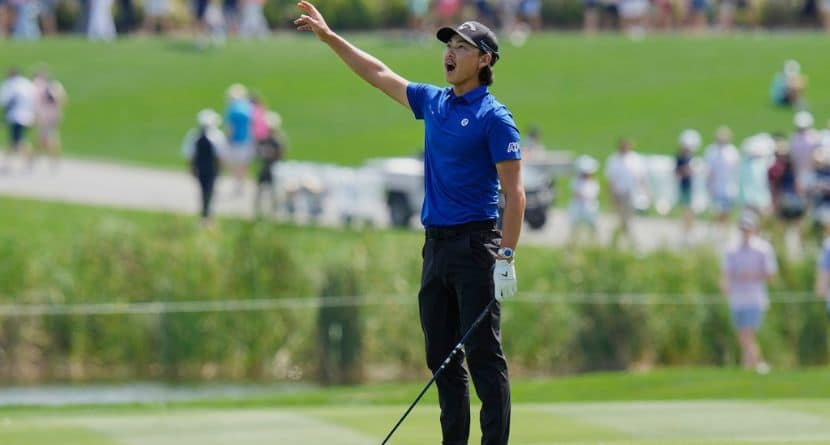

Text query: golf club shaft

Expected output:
[380,298,497,445]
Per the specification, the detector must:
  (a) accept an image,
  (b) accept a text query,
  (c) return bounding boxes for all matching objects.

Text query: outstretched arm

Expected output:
[497,160,526,253]
[295,1,410,109]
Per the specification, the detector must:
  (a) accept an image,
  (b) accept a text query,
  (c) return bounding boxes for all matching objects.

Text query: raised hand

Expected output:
[294,1,333,41]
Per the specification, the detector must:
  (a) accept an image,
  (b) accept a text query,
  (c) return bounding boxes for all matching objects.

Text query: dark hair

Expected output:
[479,65,493,86]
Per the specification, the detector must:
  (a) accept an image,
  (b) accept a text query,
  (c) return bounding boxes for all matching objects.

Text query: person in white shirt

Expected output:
[0,68,37,170]
[720,212,777,374]
[789,111,821,197]
[239,0,269,39]
[569,155,600,243]
[814,208,830,319]
[704,126,740,226]
[87,0,116,41]
[605,138,646,246]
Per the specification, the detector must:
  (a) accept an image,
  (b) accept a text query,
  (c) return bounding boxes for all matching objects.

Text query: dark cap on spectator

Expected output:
[437,21,500,66]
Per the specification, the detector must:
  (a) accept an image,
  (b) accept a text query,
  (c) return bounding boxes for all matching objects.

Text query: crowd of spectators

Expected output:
[0,0,827,42]
[0,66,67,173]
[181,83,285,227]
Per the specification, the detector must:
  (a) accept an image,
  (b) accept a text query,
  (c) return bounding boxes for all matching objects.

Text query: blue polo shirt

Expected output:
[407,83,521,227]
[225,99,253,145]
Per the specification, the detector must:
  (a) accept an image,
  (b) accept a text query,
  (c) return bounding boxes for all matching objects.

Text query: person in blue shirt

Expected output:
[224,83,254,195]
[295,3,525,444]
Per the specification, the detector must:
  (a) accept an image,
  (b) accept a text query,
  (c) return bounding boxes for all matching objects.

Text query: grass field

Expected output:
[3,369,830,444]
[1,34,828,167]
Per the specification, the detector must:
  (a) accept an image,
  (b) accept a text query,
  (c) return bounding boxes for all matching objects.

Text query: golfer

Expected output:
[295,3,524,444]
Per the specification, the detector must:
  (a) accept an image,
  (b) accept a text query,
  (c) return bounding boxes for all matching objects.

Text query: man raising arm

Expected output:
[296,5,525,443]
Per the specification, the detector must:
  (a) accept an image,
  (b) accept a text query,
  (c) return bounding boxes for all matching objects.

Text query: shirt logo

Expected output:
[461,118,469,127]
[507,142,520,153]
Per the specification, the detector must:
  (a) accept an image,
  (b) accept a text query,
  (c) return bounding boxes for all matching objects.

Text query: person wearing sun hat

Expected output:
[676,129,701,241]
[738,133,774,216]
[182,109,228,227]
[789,111,821,198]
[568,154,600,243]
[294,3,523,444]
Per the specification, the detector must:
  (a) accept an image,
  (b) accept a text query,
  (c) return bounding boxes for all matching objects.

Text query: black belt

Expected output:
[425,220,496,240]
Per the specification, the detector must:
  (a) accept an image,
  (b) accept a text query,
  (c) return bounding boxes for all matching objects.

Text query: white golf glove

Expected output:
[493,259,517,302]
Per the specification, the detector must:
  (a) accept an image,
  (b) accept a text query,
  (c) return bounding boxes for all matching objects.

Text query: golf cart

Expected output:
[368,150,573,230]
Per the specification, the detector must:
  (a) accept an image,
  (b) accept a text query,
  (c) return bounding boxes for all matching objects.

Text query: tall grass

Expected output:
[0,199,828,383]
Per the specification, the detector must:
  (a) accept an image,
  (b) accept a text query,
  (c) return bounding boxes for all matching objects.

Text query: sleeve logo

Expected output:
[507,142,520,153]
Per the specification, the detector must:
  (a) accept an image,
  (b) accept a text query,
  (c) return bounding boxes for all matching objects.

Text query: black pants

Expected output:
[197,174,217,218]
[419,220,510,445]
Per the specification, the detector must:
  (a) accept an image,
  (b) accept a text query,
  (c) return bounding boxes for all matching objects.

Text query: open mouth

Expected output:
[445,62,456,73]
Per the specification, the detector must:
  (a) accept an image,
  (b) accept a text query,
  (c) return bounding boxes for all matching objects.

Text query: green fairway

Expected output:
[4,369,830,444]
[3,400,830,444]
[1,34,828,167]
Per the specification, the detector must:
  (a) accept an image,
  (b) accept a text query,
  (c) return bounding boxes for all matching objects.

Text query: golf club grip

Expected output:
[380,299,497,445]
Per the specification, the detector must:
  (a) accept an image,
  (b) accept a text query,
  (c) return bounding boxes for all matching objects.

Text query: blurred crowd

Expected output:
[0,0,828,42]
[550,58,826,250]
[0,66,67,173]
[562,110,830,250]
[0,0,270,44]
[181,83,286,227]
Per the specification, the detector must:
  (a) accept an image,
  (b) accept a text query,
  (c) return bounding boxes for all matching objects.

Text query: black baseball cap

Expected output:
[437,21,500,66]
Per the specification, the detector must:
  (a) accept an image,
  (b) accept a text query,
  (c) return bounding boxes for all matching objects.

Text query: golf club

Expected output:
[380,298,498,445]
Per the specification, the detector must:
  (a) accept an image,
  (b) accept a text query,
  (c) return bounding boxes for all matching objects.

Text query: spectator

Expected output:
[474,0,499,28]
[142,0,172,34]
[812,146,830,230]
[720,212,776,374]
[814,208,830,318]
[518,0,542,30]
[716,0,738,31]
[223,0,239,35]
[0,1,9,38]
[254,111,285,218]
[790,111,821,197]
[198,0,227,48]
[12,0,40,40]
[738,133,774,216]
[88,0,116,41]
[239,0,268,39]
[250,94,269,145]
[117,0,137,34]
[224,83,254,195]
[434,0,462,27]
[770,60,807,109]
[407,0,429,37]
[33,70,67,171]
[651,0,674,31]
[605,138,647,246]
[569,154,600,243]
[40,0,60,35]
[583,0,601,34]
[767,136,802,219]
[0,68,36,171]
[676,129,701,242]
[619,0,649,38]
[704,126,740,228]
[521,125,546,160]
[182,109,227,227]
[685,0,707,33]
